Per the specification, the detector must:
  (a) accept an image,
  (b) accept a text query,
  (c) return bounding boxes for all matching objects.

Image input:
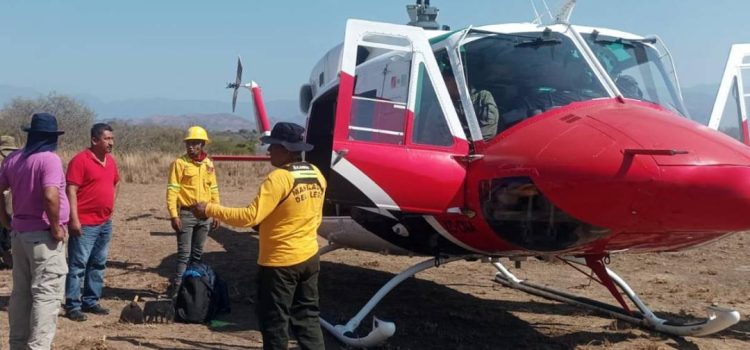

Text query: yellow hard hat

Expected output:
[184,126,210,144]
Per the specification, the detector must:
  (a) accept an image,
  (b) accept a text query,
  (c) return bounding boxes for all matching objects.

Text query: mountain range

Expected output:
[0,84,304,131]
[680,84,720,125]
[0,83,721,131]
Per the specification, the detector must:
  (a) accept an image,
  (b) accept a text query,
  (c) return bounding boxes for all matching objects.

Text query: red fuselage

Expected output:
[434,98,750,254]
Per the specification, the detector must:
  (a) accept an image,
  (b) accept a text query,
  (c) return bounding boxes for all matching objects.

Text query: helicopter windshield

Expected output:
[459,31,608,135]
[582,32,689,117]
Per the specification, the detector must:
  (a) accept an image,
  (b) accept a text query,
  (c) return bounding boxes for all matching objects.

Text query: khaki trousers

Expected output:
[8,230,67,350]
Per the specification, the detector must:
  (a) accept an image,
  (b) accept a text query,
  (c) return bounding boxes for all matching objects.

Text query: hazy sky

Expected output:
[1,0,747,102]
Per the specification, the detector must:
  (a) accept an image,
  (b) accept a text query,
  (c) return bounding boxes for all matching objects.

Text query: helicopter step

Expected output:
[492,258,740,337]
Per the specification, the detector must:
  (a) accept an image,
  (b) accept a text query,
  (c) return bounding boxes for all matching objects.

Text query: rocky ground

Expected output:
[1,182,749,349]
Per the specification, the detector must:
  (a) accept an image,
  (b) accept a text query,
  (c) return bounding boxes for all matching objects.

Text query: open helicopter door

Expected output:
[708,43,750,145]
[329,19,471,214]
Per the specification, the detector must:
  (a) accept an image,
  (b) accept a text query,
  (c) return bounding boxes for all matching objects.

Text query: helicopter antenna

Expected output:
[530,0,577,25]
[553,0,577,24]
[541,0,554,22]
[530,0,542,25]
[406,0,445,30]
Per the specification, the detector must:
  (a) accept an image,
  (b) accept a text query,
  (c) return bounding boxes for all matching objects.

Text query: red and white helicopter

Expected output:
[226,0,750,346]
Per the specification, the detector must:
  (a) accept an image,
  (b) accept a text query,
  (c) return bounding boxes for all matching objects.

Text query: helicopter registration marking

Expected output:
[425,216,487,254]
[441,219,477,234]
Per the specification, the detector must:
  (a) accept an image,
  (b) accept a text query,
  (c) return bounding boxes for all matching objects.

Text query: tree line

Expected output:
[0,93,259,155]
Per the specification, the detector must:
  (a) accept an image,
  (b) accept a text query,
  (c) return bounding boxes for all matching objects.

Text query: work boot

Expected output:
[166,280,182,300]
[65,309,87,322]
[82,304,110,315]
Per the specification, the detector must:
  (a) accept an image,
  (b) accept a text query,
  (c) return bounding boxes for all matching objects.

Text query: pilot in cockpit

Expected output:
[614,74,644,100]
[442,69,499,140]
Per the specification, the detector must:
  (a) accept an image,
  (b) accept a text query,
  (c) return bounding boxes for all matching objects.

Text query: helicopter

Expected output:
[225,0,750,346]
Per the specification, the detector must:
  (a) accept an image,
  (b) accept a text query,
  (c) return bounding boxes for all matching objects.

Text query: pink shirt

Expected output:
[0,150,70,232]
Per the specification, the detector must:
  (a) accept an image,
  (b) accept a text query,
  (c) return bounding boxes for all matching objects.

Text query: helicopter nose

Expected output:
[527,100,750,232]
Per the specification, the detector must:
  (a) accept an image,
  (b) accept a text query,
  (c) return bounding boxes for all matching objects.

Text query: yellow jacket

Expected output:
[167,155,220,218]
[205,162,326,267]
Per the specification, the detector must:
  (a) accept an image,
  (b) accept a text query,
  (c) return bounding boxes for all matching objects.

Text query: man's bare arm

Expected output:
[0,188,10,230]
[44,186,66,241]
[66,184,82,236]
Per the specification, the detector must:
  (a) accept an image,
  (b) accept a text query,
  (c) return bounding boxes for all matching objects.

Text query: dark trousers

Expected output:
[175,209,211,283]
[256,254,325,350]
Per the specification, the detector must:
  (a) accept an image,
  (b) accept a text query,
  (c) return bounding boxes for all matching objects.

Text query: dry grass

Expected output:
[57,150,272,186]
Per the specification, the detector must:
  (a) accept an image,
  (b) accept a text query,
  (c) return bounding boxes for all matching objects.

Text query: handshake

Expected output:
[170,202,217,234]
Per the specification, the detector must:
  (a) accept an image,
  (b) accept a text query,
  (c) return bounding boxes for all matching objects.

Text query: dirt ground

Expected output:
[1,181,749,349]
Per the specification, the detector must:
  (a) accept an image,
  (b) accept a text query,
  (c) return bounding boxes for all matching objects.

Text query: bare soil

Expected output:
[1,182,749,349]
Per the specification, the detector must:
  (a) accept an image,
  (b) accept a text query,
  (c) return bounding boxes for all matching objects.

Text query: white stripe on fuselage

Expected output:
[357,206,397,220]
[331,152,400,211]
[331,154,488,254]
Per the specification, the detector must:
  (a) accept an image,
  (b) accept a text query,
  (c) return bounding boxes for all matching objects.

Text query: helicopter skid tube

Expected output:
[319,256,467,347]
[492,260,740,337]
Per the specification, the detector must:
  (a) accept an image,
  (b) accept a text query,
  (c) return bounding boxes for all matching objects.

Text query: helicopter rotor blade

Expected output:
[236,56,243,86]
[232,88,239,113]
[229,56,243,113]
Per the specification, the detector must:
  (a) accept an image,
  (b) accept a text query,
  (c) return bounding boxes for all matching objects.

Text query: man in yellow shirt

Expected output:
[166,126,220,298]
[194,122,326,350]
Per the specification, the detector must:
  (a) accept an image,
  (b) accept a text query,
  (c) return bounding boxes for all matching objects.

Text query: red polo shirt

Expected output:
[66,150,120,225]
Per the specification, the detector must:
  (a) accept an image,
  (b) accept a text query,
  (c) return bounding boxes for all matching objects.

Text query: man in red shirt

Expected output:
[63,123,119,322]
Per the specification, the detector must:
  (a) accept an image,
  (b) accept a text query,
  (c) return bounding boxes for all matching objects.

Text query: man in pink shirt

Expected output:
[64,123,119,322]
[0,112,69,350]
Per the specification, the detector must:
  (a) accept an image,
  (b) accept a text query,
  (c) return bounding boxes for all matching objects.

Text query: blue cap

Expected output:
[23,113,65,135]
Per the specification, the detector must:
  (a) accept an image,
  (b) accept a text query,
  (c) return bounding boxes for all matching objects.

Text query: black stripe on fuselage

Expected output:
[349,207,471,256]
[325,170,470,255]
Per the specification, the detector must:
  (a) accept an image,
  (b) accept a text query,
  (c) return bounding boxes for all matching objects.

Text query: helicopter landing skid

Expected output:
[318,247,470,347]
[492,258,740,337]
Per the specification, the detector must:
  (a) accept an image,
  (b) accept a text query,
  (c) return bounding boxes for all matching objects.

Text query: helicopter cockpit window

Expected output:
[349,49,412,145]
[582,33,689,117]
[461,31,608,134]
[412,62,453,146]
[718,81,744,141]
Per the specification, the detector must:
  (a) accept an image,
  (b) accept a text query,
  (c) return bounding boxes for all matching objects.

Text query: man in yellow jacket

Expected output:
[194,122,326,350]
[166,126,220,298]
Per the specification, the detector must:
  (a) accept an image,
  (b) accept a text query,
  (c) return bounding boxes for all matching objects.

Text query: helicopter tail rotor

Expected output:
[227,56,243,113]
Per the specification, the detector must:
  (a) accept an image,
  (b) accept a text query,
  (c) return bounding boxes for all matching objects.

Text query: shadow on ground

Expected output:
[108,335,261,350]
[143,225,690,349]
[0,222,708,349]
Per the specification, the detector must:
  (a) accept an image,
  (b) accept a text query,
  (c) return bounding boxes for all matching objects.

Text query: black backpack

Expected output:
[174,262,231,323]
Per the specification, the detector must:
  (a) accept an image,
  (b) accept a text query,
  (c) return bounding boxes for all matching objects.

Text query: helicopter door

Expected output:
[708,44,750,145]
[329,19,470,214]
